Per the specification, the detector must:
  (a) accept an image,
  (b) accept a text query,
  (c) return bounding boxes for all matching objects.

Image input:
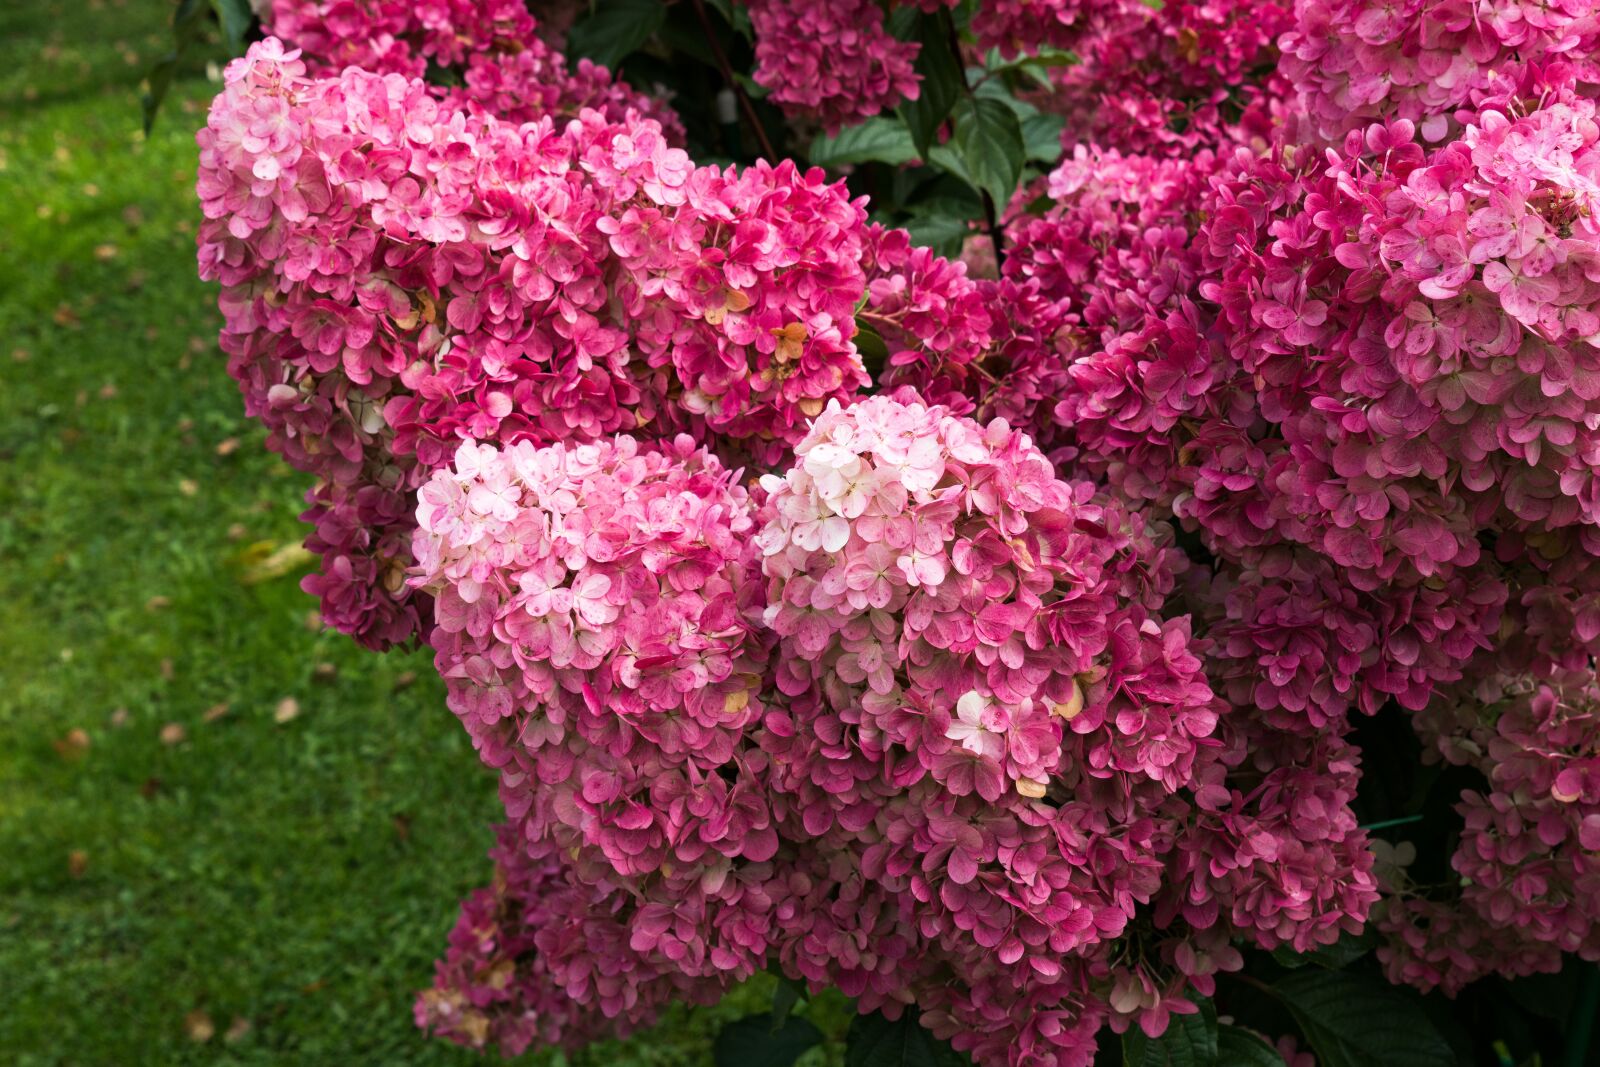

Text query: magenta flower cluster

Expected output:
[1386,669,1600,993]
[196,1,1600,1064]
[262,0,682,133]
[741,0,1134,132]
[199,36,872,646]
[404,399,1234,1064]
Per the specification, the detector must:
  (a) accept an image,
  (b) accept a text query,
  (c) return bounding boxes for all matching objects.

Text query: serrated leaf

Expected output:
[1272,970,1455,1067]
[714,1012,823,1067]
[810,117,919,168]
[898,9,965,158]
[846,1009,969,1067]
[211,0,253,53]
[949,95,1025,208]
[1215,1027,1287,1067]
[1121,996,1217,1067]
[567,0,666,70]
[1021,113,1065,164]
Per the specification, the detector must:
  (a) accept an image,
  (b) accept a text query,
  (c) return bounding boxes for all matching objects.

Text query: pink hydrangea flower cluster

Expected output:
[398,401,1237,1065]
[198,40,870,645]
[877,0,1600,1019]
[1279,0,1600,143]
[1384,669,1600,993]
[744,0,922,135]
[197,1,1600,1063]
[1040,0,1294,155]
[262,0,683,135]
[740,0,1143,132]
[756,397,1235,1061]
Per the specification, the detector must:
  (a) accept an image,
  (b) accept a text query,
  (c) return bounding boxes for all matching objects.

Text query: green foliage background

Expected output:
[0,2,825,1062]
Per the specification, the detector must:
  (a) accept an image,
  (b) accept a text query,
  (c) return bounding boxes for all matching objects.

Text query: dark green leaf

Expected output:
[655,20,719,68]
[704,0,755,38]
[770,973,807,1029]
[142,54,181,135]
[211,0,253,53]
[984,46,1077,75]
[423,60,467,89]
[926,142,974,186]
[983,46,1077,90]
[886,4,921,39]
[1121,996,1217,1067]
[1500,958,1584,1022]
[1021,113,1065,164]
[854,320,891,376]
[846,1009,969,1067]
[143,0,212,133]
[714,1012,824,1067]
[809,117,919,168]
[973,78,1039,119]
[567,0,667,71]
[898,9,964,158]
[1215,1027,1288,1067]
[903,211,971,256]
[1270,928,1377,971]
[948,95,1025,208]
[734,72,772,100]
[1272,969,1455,1067]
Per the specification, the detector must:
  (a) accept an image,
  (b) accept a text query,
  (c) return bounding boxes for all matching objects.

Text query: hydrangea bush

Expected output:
[176,0,1600,1063]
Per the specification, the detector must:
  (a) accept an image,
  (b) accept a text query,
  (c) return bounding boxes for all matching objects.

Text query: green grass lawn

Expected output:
[0,2,796,1063]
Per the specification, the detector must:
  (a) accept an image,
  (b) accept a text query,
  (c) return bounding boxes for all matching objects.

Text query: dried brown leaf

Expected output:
[184,1010,215,1043]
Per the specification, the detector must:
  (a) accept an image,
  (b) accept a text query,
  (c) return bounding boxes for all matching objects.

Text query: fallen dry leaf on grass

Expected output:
[68,850,89,878]
[159,723,186,746]
[202,702,230,723]
[273,697,300,724]
[184,1010,215,1043]
[235,540,316,585]
[53,728,90,761]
